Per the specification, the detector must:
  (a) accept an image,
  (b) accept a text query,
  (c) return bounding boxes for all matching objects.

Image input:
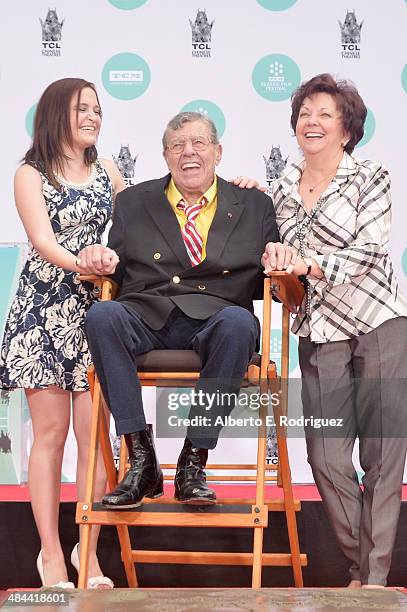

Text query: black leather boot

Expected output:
[102,424,163,509]
[174,438,216,505]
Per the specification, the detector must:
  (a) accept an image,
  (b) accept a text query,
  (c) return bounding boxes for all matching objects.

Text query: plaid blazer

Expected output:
[272,152,407,343]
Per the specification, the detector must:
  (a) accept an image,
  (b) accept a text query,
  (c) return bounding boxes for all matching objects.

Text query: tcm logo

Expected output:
[102,53,151,99]
[339,9,363,59]
[190,9,214,57]
[109,70,144,83]
[40,8,64,56]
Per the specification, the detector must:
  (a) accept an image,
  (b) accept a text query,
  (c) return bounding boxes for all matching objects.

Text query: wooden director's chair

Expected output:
[76,272,306,588]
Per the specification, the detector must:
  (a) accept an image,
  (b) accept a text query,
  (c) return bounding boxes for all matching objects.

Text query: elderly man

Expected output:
[83,111,291,508]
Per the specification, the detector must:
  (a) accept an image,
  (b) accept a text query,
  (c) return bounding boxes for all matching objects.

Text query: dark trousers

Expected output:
[85,302,258,449]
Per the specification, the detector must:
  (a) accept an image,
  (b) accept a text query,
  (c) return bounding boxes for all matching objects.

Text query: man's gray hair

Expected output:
[162,112,219,149]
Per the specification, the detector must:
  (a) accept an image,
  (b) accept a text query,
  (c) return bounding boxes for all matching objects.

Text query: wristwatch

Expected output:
[303,257,313,276]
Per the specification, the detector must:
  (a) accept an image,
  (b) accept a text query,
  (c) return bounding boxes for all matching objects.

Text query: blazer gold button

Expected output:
[222,270,230,275]
[153,252,161,260]
[198,284,206,290]
[172,276,181,284]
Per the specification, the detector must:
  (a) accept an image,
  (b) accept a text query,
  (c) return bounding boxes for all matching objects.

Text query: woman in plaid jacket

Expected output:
[264,73,407,588]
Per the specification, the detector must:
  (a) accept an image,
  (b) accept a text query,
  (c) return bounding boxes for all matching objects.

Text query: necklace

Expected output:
[55,163,97,189]
[302,170,335,193]
[295,200,322,241]
[295,196,326,316]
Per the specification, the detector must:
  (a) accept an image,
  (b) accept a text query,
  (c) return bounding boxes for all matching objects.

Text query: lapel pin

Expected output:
[227,212,233,218]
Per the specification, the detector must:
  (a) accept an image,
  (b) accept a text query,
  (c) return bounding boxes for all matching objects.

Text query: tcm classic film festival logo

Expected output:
[339,9,363,59]
[263,146,288,188]
[113,145,138,186]
[190,9,214,58]
[40,8,64,56]
[252,54,301,102]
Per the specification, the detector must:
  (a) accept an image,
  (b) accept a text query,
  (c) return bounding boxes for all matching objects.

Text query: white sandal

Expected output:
[87,575,115,589]
[37,551,75,590]
[70,543,114,589]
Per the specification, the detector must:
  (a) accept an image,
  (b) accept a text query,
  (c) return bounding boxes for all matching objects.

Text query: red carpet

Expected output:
[2,483,407,502]
[0,482,324,502]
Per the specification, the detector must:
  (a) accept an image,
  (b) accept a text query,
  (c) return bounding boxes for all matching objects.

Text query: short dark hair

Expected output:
[24,77,101,188]
[290,73,367,154]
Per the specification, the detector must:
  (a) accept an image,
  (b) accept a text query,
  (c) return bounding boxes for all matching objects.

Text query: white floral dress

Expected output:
[0,161,113,391]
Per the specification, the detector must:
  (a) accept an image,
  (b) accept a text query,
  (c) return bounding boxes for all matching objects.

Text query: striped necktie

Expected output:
[176,197,207,266]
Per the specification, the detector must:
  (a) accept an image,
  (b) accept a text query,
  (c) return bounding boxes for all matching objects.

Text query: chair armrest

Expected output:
[76,275,118,301]
[265,272,305,313]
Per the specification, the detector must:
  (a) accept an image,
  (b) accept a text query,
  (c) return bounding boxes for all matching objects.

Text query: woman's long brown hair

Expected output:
[24,77,101,189]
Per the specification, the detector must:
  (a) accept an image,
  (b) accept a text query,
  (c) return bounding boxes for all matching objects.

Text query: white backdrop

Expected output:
[0,0,406,483]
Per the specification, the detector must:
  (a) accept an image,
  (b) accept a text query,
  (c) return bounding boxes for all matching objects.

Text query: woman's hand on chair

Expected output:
[76,245,119,275]
[262,242,297,275]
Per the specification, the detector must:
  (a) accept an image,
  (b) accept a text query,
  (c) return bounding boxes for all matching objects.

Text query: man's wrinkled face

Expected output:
[163,119,222,199]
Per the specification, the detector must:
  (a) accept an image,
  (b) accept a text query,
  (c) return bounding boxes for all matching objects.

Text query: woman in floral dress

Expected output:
[0,78,125,587]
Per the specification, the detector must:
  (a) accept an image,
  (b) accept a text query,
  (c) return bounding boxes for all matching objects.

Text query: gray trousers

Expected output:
[299,317,407,586]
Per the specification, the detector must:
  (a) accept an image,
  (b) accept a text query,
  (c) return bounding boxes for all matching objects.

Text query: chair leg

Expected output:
[116,525,138,587]
[98,390,139,588]
[251,380,268,588]
[114,423,138,586]
[278,306,303,586]
[100,397,120,490]
[79,373,139,588]
[252,528,264,588]
[77,524,92,589]
[276,430,303,587]
[274,373,303,587]
[78,375,103,588]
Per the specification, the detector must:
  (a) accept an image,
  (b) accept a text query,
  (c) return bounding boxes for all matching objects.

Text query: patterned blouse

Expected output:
[0,161,113,391]
[272,152,407,343]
